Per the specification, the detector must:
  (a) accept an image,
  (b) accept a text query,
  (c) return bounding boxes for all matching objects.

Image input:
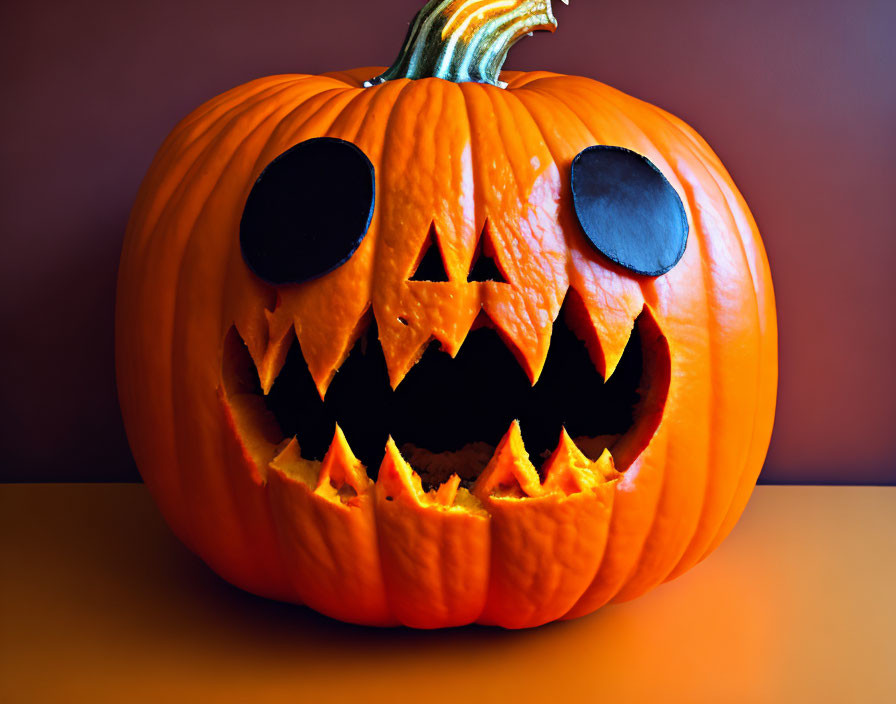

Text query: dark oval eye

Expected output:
[240,137,375,285]
[571,145,688,277]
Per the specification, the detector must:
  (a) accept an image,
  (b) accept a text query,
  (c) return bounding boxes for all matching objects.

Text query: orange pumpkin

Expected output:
[116,0,776,628]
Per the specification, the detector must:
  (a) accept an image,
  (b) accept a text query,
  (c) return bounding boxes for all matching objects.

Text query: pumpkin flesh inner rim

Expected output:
[221,305,670,491]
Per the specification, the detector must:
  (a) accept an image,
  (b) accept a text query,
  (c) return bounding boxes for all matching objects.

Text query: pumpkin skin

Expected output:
[116,43,776,625]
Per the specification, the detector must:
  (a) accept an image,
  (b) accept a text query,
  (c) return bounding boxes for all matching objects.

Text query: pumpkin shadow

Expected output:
[11,482,784,694]
[30,481,610,672]
[109,484,610,661]
[176,534,596,654]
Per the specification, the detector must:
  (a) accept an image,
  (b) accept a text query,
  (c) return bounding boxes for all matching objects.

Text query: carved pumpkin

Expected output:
[116,0,776,628]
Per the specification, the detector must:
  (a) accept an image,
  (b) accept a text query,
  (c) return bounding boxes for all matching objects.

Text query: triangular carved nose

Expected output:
[410,229,450,282]
[467,226,507,283]
[467,248,506,283]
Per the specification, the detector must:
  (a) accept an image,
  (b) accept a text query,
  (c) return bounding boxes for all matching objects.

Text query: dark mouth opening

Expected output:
[223,303,670,490]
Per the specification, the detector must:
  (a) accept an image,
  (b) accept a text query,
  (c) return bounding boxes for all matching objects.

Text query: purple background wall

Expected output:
[1,0,894,484]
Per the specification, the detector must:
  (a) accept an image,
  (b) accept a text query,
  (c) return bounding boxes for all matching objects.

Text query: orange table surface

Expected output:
[1,484,894,703]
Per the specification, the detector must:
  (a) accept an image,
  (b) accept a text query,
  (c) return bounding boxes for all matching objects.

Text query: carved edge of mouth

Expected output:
[220,301,671,503]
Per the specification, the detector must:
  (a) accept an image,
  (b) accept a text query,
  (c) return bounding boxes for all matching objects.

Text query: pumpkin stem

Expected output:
[365,0,559,88]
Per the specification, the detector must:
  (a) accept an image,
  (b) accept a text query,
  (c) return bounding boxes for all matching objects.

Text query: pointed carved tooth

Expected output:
[563,287,639,382]
[317,424,370,497]
[378,283,480,387]
[257,322,294,395]
[268,431,374,504]
[269,437,319,487]
[482,306,554,386]
[542,428,590,494]
[229,270,280,386]
[227,317,290,396]
[600,325,634,382]
[297,307,373,401]
[477,215,566,386]
[434,474,462,507]
[377,440,470,510]
[386,336,432,391]
[547,431,620,493]
[271,436,301,467]
[542,429,618,495]
[378,438,425,502]
[472,421,543,499]
[593,447,618,482]
[374,306,432,390]
[425,289,481,359]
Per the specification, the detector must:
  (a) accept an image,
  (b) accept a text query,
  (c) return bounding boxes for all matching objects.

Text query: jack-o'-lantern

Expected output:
[116,0,777,628]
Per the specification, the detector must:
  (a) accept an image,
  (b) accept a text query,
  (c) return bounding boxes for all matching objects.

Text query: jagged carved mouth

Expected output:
[222,303,670,489]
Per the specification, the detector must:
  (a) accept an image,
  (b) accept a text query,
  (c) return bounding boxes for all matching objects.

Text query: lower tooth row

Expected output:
[271,421,618,503]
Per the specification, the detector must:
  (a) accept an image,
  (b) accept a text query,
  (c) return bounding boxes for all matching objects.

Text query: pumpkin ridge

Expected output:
[314,82,382,141]
[527,77,704,604]
[645,106,765,581]
[366,78,422,386]
[455,80,489,239]
[153,76,304,179]
[376,422,618,628]
[132,79,309,262]
[700,227,776,560]
[125,79,271,251]
[225,85,365,378]
[614,113,764,600]
[267,464,394,625]
[278,79,411,397]
[657,110,773,566]
[502,70,565,90]
[704,250,776,559]
[563,303,672,616]
[662,113,766,579]
[131,83,302,548]
[173,75,326,145]
[507,83,625,375]
[442,80,483,281]
[515,80,645,379]
[230,86,365,382]
[501,81,571,317]
[369,79,479,387]
[170,95,317,572]
[469,83,566,383]
[374,439,490,627]
[285,82,387,387]
[610,183,712,601]
[250,86,362,183]
[473,433,618,626]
